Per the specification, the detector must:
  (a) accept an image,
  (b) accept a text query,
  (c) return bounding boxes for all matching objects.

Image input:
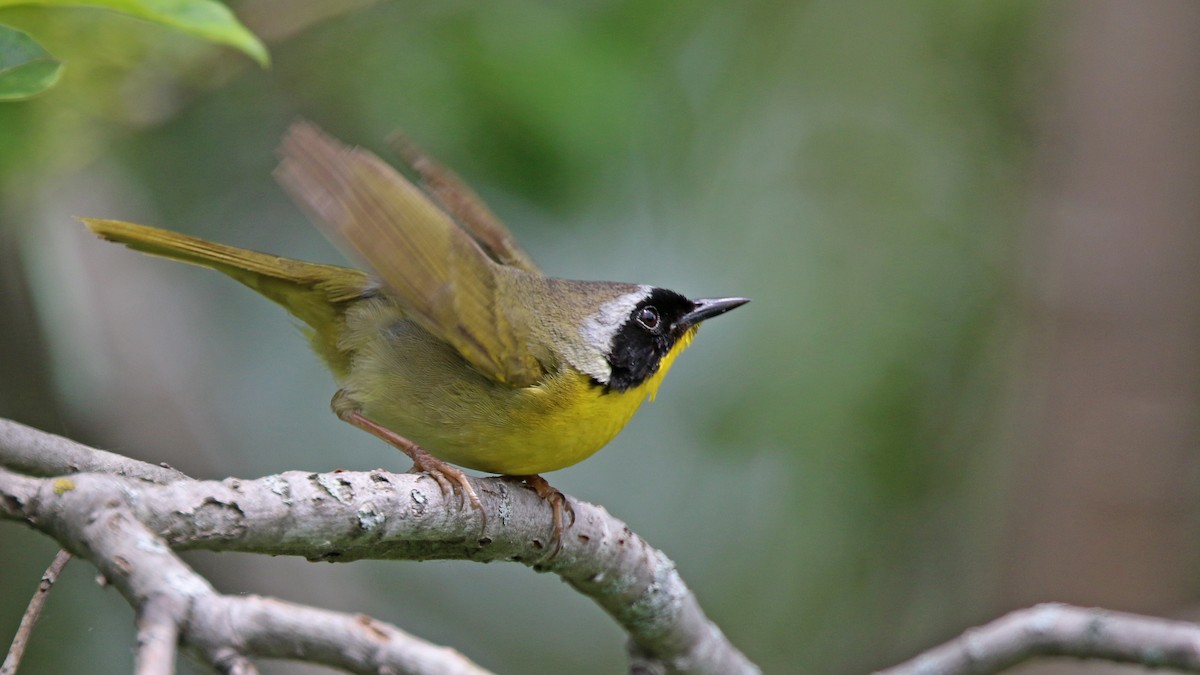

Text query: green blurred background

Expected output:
[5,1,1200,673]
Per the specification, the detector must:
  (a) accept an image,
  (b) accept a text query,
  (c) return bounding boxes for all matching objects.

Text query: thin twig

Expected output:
[877,603,1200,675]
[1,549,73,675]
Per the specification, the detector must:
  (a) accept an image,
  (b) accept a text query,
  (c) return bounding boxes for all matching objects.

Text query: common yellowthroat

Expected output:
[84,121,747,544]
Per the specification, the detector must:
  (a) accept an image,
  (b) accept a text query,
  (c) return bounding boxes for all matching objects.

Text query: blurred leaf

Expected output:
[0,23,61,99]
[0,0,269,66]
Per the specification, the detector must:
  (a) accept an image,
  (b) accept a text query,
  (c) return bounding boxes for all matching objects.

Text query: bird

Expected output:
[83,120,748,550]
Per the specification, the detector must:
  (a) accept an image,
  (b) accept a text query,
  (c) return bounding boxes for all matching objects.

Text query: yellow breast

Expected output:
[341,300,697,475]
[477,353,673,475]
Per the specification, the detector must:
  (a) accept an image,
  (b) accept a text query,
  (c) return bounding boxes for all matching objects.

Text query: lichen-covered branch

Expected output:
[2,465,484,675]
[0,419,758,674]
[877,603,1200,675]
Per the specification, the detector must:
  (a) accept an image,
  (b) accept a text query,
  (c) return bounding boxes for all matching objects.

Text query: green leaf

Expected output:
[0,0,270,67]
[0,24,62,99]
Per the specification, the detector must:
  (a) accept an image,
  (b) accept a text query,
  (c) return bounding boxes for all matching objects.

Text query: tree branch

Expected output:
[1,549,71,675]
[136,595,186,675]
[0,419,186,483]
[0,419,758,674]
[1,462,492,674]
[877,603,1200,675]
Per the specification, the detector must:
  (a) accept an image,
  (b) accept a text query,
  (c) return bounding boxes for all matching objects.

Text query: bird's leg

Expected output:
[507,474,575,557]
[331,391,483,519]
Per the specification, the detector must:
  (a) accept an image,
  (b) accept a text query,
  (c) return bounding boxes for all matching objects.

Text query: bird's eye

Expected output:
[636,306,660,330]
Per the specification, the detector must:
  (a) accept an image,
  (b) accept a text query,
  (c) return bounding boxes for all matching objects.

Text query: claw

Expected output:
[408,450,482,514]
[409,458,452,495]
[512,474,572,558]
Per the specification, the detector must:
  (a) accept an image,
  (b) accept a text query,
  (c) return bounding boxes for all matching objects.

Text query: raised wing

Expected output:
[389,133,541,275]
[275,120,544,387]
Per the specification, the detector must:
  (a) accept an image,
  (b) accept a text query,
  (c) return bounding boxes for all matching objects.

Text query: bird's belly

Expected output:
[431,372,645,475]
[341,316,656,475]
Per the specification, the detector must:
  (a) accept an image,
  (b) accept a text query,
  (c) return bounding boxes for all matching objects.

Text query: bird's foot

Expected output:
[508,474,574,557]
[405,444,482,515]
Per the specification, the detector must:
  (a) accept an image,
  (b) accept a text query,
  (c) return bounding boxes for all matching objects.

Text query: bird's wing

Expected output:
[276,120,544,387]
[389,133,541,275]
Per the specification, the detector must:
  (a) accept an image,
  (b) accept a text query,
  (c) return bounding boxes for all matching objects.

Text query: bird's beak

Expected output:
[678,297,750,329]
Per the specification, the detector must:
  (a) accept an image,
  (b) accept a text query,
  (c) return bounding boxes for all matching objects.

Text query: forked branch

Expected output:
[0,419,757,674]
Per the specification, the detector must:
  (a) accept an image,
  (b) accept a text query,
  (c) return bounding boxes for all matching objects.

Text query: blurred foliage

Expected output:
[0,24,62,100]
[0,1,1047,673]
[0,0,268,87]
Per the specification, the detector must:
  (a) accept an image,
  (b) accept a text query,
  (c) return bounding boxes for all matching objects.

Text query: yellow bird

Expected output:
[84,121,747,544]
